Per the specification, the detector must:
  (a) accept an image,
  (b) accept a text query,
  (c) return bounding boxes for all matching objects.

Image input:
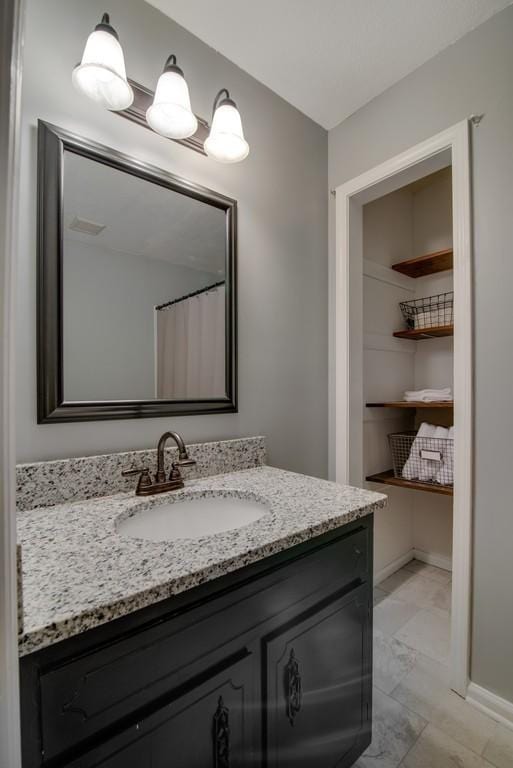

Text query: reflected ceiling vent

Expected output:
[69,216,106,235]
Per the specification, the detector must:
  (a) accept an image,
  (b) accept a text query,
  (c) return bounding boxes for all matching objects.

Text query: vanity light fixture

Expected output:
[73,16,249,162]
[72,13,133,111]
[146,55,198,140]
[204,89,250,163]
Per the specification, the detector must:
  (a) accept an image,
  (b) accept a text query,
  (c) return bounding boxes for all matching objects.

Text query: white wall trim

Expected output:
[374,549,414,586]
[333,121,473,698]
[413,548,452,573]
[363,258,416,292]
[467,682,513,731]
[0,0,24,765]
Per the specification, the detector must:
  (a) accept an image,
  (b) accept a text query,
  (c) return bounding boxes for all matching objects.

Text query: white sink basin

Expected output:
[117,495,268,542]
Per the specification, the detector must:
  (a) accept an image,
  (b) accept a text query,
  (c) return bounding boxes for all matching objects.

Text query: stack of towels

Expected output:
[402,422,454,485]
[403,387,452,403]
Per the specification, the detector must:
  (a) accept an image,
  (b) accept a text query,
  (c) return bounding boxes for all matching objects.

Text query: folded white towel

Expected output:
[404,388,451,397]
[404,387,452,403]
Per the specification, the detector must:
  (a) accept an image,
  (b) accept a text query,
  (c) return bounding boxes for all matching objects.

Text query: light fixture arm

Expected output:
[163,54,183,76]
[162,53,184,77]
[95,12,118,40]
[212,88,235,118]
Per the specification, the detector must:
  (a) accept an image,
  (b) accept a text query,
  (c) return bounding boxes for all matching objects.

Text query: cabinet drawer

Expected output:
[36,524,370,762]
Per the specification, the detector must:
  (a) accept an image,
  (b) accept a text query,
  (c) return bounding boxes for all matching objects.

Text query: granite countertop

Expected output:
[17,466,386,656]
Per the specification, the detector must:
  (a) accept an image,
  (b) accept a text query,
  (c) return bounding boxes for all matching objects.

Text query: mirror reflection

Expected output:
[62,150,227,402]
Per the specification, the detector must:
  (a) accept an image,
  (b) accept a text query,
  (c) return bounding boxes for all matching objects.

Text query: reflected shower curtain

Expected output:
[156,284,225,399]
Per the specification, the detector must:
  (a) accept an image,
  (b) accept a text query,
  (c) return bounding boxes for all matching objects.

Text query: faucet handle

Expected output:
[122,467,152,492]
[169,456,196,483]
[175,456,196,468]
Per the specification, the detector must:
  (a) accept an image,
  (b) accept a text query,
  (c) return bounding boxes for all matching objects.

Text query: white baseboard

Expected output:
[374,550,414,586]
[467,682,513,731]
[413,548,452,572]
[374,547,453,586]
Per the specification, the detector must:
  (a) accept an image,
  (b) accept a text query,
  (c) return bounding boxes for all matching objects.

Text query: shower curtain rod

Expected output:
[155,280,225,311]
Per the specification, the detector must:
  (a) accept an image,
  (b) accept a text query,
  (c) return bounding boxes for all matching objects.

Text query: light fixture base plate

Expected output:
[117,78,209,156]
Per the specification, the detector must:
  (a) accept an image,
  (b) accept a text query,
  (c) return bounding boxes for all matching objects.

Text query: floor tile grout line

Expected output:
[389,681,501,761]
[374,565,451,590]
[375,610,423,638]
[396,722,498,768]
[403,560,452,576]
[394,712,431,768]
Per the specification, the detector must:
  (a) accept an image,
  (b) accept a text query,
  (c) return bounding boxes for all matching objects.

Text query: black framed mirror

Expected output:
[37,121,237,423]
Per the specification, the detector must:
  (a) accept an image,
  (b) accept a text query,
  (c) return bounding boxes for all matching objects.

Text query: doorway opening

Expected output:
[332,122,472,697]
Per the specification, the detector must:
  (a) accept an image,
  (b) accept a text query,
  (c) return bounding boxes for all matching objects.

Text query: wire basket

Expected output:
[388,431,454,487]
[399,291,453,331]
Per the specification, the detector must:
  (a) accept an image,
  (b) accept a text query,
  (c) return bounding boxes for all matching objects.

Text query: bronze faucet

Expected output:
[122,431,196,496]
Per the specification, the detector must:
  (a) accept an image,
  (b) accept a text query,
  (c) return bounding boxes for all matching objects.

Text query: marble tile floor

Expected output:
[355,560,513,768]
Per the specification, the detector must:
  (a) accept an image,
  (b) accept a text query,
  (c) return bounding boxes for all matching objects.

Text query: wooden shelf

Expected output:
[392,248,453,278]
[366,470,453,496]
[393,324,453,340]
[366,401,453,409]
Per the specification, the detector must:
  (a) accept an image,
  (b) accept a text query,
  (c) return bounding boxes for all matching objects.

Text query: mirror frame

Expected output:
[37,120,237,423]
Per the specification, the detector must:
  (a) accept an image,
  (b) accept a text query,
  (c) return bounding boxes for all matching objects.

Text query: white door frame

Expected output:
[0,0,25,765]
[333,120,472,697]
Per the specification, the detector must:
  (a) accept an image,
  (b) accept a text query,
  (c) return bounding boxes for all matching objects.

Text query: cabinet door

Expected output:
[264,584,371,768]
[68,651,256,768]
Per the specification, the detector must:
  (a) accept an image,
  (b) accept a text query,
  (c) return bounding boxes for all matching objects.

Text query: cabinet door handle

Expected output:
[284,648,302,726]
[213,696,230,768]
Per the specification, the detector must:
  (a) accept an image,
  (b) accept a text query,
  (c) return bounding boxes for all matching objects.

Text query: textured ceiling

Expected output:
[145,0,513,128]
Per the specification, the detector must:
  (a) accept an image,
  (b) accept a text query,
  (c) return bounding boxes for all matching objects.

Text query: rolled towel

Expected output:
[435,425,454,486]
[402,422,437,480]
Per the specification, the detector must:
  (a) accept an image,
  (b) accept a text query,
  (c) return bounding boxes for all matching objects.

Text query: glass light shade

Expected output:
[72,28,133,111]
[146,70,198,139]
[204,102,249,163]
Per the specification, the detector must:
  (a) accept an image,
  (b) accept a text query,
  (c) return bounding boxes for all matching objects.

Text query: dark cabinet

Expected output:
[264,584,371,767]
[66,652,256,768]
[20,517,373,768]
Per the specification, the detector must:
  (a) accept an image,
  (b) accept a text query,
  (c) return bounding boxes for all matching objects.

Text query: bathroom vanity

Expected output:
[25,118,386,765]
[17,445,385,768]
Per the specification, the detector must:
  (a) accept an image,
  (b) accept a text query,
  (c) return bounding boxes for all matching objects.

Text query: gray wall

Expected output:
[17,0,328,477]
[329,5,513,704]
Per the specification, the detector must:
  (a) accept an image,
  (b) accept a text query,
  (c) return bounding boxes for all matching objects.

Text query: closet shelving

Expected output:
[365,469,454,496]
[392,249,454,338]
[366,401,453,409]
[391,248,453,278]
[393,324,453,340]
[369,243,454,496]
